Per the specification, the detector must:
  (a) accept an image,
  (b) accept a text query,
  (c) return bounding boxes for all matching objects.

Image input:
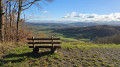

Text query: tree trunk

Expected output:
[4,4,8,42]
[0,0,4,42]
[9,1,12,41]
[16,0,22,42]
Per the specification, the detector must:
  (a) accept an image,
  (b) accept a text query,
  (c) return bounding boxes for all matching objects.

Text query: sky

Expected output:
[24,0,120,23]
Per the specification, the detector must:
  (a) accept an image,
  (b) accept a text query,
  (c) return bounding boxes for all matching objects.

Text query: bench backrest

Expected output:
[27,36,61,47]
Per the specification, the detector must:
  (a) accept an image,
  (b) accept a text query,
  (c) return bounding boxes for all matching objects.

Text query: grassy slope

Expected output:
[0,42,120,67]
[52,25,120,40]
[29,25,120,42]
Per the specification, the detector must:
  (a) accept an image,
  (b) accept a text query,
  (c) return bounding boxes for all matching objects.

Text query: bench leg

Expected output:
[51,47,57,53]
[33,47,39,53]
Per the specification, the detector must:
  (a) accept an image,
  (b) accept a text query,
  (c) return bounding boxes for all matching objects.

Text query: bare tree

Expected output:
[0,0,53,42]
[0,0,4,42]
[9,1,12,41]
[16,0,53,42]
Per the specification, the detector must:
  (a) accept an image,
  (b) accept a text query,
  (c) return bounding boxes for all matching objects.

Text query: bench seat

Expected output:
[29,45,61,48]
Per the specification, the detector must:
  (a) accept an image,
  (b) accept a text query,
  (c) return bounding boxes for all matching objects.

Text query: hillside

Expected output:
[26,22,98,29]
[26,23,120,40]
[26,22,120,30]
[53,25,120,40]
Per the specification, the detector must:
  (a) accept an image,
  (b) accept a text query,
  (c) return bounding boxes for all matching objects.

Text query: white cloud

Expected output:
[41,11,48,14]
[71,12,77,17]
[76,14,86,18]
[27,15,33,20]
[63,13,70,18]
[40,16,46,18]
[27,15,46,20]
[63,12,120,22]
[63,12,77,18]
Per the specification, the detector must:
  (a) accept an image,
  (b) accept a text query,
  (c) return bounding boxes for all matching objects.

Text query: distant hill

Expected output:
[26,22,120,29]
[26,22,120,40]
[26,22,99,29]
[26,23,71,28]
[52,25,120,40]
[69,22,98,27]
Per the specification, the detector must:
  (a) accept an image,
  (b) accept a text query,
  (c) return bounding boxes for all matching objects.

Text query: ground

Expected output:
[0,42,120,67]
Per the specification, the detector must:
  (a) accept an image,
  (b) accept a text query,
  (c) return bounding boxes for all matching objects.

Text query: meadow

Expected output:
[0,41,120,67]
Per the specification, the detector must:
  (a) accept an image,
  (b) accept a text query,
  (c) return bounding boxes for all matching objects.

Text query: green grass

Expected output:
[0,41,120,67]
[0,44,63,67]
[60,37,78,41]
[61,41,120,49]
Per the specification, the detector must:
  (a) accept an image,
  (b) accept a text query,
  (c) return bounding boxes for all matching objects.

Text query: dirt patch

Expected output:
[56,48,120,67]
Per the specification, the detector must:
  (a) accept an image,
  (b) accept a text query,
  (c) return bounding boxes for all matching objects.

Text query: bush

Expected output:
[95,34,120,44]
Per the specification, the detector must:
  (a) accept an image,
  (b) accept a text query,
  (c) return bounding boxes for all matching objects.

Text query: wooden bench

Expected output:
[27,36,61,53]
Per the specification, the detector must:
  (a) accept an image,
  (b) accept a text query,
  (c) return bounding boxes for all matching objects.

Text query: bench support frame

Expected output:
[32,47,58,53]
[33,47,39,53]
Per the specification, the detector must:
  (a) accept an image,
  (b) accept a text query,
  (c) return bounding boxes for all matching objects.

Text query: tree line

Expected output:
[0,0,52,42]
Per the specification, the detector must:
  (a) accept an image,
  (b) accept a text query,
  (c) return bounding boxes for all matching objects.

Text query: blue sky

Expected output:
[24,0,120,22]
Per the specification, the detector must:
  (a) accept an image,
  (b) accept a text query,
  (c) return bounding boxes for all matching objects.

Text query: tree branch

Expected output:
[3,0,10,5]
[21,0,41,7]
[21,3,33,11]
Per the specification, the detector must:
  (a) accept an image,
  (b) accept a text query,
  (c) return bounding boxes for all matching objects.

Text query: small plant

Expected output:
[73,64,80,67]
[71,61,75,64]
[80,57,86,60]
[59,58,63,62]
[47,57,51,61]
[68,48,72,51]
[85,58,92,61]
[106,64,113,67]
[34,61,40,66]
[100,62,105,66]
[105,56,109,58]
[112,58,117,61]
[92,54,98,58]
[98,58,103,62]
[43,60,47,64]
[82,61,91,66]
[64,55,69,57]
[67,58,71,62]
[94,62,98,66]
[91,58,97,62]
[23,56,28,61]
[86,51,90,54]
[8,62,12,67]
[87,54,90,57]
[72,55,76,58]
[53,55,60,60]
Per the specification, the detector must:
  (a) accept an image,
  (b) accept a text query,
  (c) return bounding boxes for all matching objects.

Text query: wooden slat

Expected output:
[27,38,60,40]
[29,46,61,48]
[28,42,60,44]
